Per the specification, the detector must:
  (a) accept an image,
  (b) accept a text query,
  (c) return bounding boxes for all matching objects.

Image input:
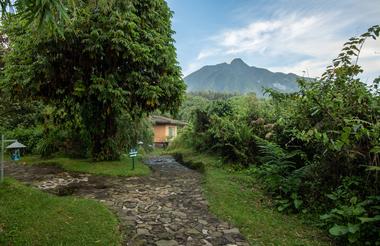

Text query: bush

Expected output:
[172,152,205,173]
[321,195,380,244]
[36,128,67,157]
[5,126,43,154]
[208,116,256,166]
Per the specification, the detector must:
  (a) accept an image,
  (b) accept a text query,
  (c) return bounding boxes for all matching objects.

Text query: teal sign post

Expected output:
[129,148,138,170]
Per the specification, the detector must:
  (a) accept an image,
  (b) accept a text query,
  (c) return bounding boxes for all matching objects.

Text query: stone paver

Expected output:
[4,156,249,246]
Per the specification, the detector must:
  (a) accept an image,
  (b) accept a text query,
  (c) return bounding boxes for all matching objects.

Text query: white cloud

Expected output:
[269,35,380,80]
[196,48,221,60]
[358,39,380,73]
[182,61,203,78]
[191,3,380,81]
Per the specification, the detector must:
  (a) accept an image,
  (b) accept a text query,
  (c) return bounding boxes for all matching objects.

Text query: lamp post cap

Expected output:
[6,141,26,149]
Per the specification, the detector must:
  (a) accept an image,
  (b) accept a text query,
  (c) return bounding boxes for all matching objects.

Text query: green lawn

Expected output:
[166,147,332,246]
[22,155,151,177]
[0,178,121,246]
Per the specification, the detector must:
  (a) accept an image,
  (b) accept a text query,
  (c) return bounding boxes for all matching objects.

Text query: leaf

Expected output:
[347,223,360,234]
[294,199,303,209]
[311,108,319,116]
[322,133,329,144]
[277,201,291,212]
[329,225,348,236]
[352,206,366,216]
[320,214,332,220]
[370,146,380,154]
[358,215,380,223]
[366,166,380,171]
[326,194,337,200]
[350,196,358,204]
[333,140,344,151]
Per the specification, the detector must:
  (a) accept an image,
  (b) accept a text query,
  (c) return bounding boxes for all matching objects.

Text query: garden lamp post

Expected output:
[6,140,26,161]
[1,135,26,183]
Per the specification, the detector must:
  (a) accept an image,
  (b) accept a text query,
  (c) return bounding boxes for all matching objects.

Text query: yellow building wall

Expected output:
[153,124,178,143]
[153,125,167,143]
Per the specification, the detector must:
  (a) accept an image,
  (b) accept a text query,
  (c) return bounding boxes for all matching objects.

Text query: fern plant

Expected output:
[254,136,306,212]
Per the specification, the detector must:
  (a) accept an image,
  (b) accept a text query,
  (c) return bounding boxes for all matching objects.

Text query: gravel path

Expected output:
[4,156,248,246]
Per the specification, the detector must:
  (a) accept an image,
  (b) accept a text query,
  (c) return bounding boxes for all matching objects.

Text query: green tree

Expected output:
[2,0,185,160]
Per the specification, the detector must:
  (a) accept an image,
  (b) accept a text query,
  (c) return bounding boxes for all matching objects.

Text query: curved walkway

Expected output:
[5,156,248,246]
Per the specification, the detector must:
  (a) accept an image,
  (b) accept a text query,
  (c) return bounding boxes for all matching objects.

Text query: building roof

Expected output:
[151,115,187,126]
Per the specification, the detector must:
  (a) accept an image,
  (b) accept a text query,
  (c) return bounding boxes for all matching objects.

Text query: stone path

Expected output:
[4,156,249,246]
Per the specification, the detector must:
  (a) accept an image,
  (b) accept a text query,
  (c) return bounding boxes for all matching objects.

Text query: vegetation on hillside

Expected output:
[170,26,380,245]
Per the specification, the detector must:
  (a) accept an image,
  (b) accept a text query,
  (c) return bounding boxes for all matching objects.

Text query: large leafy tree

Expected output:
[2,0,186,160]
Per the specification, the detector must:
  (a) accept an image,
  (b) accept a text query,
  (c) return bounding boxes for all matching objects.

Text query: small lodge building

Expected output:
[151,115,187,147]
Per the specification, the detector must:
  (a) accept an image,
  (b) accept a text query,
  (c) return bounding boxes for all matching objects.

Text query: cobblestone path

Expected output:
[5,156,248,246]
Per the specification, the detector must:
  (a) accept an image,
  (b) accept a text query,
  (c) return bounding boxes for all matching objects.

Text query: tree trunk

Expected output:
[91,106,120,161]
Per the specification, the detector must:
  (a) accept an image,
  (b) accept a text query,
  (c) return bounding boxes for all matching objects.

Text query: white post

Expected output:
[1,134,4,183]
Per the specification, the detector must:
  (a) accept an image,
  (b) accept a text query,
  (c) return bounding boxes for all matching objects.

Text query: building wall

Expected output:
[153,124,178,143]
[153,125,167,143]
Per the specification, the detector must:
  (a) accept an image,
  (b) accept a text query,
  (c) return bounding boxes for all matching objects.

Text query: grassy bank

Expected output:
[21,155,151,177]
[166,147,332,246]
[0,178,121,245]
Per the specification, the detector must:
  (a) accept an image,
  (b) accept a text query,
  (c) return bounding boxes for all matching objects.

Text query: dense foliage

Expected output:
[1,0,185,160]
[0,0,75,34]
[172,26,380,244]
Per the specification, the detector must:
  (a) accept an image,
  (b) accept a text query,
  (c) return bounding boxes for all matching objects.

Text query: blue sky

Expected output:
[167,0,380,82]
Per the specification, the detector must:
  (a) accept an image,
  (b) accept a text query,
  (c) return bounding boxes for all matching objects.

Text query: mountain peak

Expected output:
[184,60,300,96]
[230,58,248,66]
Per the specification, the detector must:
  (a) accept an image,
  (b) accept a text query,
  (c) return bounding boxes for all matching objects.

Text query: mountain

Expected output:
[184,58,301,96]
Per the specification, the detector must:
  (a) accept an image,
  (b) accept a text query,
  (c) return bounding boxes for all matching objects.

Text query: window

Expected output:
[168,126,175,138]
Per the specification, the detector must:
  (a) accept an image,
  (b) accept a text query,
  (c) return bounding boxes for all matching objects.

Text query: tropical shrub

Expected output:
[321,195,380,244]
[4,126,43,154]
